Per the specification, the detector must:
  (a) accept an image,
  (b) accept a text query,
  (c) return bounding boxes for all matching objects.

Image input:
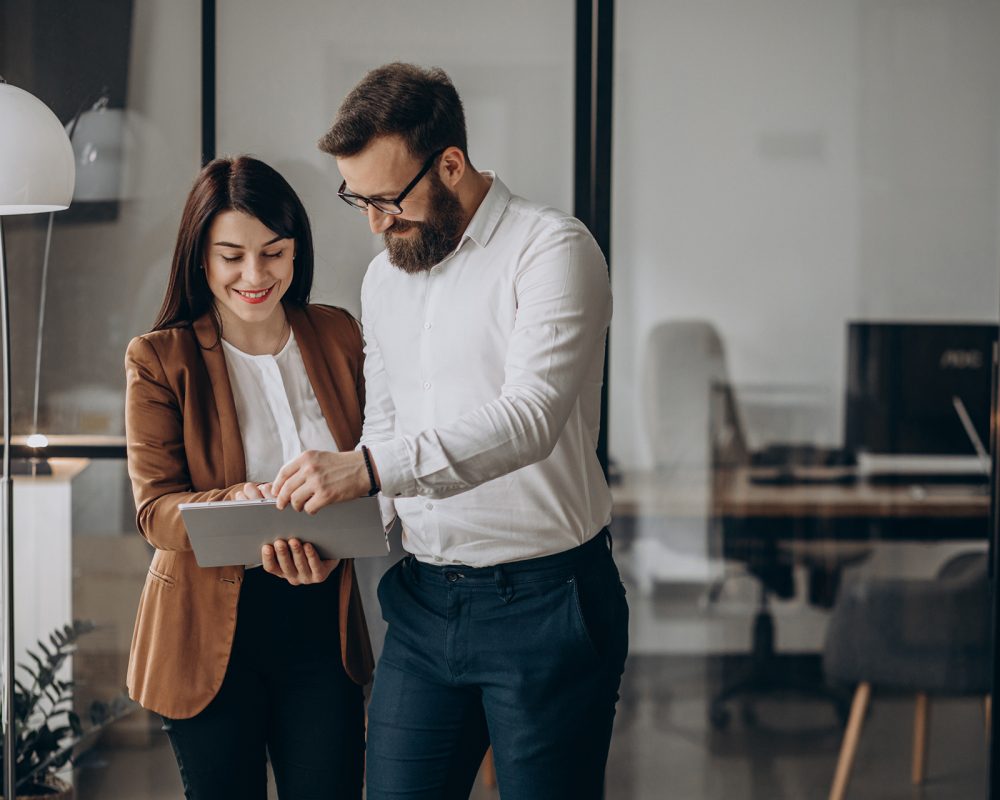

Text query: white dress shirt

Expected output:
[222,330,339,485]
[361,173,612,567]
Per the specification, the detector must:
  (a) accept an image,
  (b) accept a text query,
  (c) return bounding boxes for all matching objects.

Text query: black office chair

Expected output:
[823,550,991,800]
[706,382,864,730]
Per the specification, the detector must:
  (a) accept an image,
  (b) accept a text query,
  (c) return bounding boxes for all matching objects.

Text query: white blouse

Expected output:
[221,330,338,485]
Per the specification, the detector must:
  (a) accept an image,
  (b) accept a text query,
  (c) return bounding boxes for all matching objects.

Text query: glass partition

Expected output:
[608,1,1000,797]
[4,0,999,797]
[1,0,201,795]
[215,0,577,691]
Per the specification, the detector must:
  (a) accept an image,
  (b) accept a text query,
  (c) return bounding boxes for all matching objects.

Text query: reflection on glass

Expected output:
[2,0,202,796]
[610,0,999,797]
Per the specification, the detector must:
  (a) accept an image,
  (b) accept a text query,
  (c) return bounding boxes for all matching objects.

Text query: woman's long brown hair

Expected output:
[152,156,315,342]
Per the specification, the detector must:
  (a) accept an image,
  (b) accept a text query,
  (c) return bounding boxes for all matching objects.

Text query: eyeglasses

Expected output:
[337,148,446,216]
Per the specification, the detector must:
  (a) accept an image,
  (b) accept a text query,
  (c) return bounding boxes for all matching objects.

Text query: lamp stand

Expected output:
[0,216,15,800]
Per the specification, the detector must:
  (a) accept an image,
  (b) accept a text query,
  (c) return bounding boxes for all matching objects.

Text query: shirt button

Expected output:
[425,502,434,511]
[423,381,431,390]
[424,322,432,330]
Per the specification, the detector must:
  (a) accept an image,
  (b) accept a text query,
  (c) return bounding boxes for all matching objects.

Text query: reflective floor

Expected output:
[71,656,987,800]
[70,592,988,800]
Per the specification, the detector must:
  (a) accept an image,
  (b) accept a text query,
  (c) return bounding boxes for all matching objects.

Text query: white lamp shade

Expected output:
[0,83,76,215]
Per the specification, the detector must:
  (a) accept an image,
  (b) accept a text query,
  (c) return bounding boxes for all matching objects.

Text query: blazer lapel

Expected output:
[193,315,247,486]
[287,305,353,452]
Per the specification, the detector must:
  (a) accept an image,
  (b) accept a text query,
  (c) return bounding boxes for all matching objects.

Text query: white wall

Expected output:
[216,0,575,317]
[611,0,1000,470]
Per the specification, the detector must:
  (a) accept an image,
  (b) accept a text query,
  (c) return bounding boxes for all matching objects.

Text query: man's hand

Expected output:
[261,537,340,585]
[271,450,370,514]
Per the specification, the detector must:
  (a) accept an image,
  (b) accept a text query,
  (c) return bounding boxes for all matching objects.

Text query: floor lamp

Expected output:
[0,77,75,799]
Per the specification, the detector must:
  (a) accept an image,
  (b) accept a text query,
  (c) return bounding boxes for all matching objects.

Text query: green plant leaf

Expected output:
[17,661,38,681]
[7,620,109,789]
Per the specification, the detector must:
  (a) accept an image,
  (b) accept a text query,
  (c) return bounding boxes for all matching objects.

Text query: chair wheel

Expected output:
[710,705,731,730]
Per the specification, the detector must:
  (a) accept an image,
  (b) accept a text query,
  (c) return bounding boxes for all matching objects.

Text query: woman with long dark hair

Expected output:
[124,156,373,799]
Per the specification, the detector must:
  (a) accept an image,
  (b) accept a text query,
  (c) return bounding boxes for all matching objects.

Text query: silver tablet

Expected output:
[179,496,388,568]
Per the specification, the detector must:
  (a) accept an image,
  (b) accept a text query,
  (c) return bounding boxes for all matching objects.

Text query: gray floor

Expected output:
[608,655,987,799]
[71,653,988,799]
[68,533,990,799]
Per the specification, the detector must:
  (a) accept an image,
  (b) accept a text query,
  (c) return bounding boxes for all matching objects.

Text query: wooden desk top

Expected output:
[5,434,127,460]
[611,468,990,520]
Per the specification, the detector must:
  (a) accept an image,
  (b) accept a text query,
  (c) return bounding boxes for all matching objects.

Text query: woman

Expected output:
[124,156,373,799]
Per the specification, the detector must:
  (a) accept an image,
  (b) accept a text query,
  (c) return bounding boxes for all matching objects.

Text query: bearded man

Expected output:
[271,62,628,800]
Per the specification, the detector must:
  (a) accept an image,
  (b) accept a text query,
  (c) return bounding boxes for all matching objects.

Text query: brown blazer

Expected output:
[124,303,375,719]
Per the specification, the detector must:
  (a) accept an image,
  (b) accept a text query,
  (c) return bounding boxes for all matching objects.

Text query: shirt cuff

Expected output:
[367,438,417,498]
[377,495,398,534]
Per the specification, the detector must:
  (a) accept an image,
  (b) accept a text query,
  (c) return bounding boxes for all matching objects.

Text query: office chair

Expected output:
[629,319,728,589]
[706,382,863,730]
[636,320,863,729]
[824,550,991,800]
[642,319,728,472]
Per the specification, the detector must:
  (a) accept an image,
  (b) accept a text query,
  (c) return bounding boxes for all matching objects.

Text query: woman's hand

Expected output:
[234,482,274,501]
[261,538,340,585]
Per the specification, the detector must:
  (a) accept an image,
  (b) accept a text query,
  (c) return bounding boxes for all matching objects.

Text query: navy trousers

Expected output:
[366,530,629,800]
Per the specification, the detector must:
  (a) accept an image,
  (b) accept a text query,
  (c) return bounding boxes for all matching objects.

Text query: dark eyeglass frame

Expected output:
[337,148,447,216]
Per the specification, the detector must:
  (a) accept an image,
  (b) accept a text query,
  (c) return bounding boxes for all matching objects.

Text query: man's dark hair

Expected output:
[318,62,468,161]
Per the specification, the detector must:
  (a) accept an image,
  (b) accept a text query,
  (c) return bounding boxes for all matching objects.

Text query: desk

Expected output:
[8,433,126,459]
[612,468,991,728]
[612,468,990,543]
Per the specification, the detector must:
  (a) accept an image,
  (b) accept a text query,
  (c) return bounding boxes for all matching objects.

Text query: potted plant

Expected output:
[0,621,134,798]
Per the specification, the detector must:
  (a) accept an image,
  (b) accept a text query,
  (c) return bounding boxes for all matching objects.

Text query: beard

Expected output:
[383,171,465,274]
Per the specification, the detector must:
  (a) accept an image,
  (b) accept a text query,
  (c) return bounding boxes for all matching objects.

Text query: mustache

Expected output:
[387,218,423,234]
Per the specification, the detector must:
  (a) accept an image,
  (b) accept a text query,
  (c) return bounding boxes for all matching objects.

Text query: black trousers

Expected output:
[366,530,630,800]
[161,566,365,800]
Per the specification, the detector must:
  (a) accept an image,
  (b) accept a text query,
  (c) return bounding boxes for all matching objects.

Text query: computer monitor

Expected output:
[845,321,997,462]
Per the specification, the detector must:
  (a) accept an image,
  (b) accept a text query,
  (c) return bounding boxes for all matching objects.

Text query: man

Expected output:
[271,62,628,799]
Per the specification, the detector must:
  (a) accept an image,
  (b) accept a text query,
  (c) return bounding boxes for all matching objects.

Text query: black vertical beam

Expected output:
[201,0,215,165]
[990,342,1000,795]
[574,0,614,475]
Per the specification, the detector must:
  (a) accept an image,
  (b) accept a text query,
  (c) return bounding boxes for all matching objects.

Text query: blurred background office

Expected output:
[1,0,998,798]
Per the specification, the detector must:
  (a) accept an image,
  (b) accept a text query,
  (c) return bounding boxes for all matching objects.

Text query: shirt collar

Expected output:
[460,171,510,250]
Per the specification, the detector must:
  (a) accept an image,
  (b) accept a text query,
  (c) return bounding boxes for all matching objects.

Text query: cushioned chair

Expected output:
[823,551,991,800]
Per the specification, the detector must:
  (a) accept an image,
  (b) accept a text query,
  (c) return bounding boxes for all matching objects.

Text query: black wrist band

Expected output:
[361,445,379,497]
